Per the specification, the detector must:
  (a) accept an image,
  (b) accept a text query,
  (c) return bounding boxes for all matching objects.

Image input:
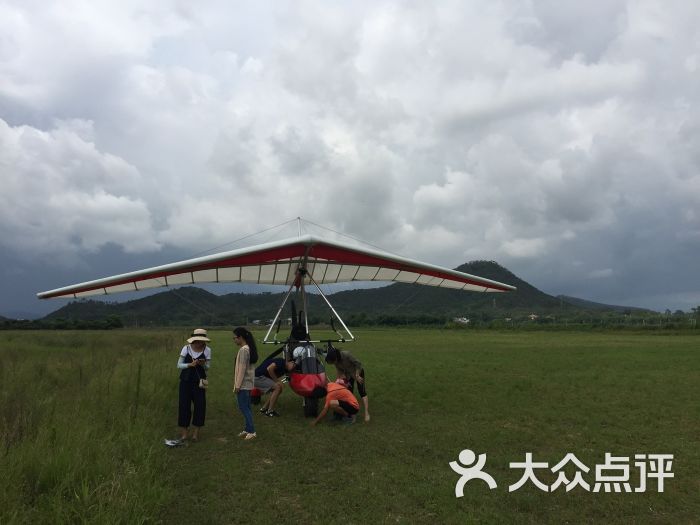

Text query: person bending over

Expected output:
[254,357,294,417]
[325,348,370,422]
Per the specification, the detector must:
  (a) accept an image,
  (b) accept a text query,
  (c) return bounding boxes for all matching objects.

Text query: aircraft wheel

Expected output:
[303,397,319,418]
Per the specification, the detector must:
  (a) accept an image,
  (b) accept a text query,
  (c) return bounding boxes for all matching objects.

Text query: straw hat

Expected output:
[187,328,210,343]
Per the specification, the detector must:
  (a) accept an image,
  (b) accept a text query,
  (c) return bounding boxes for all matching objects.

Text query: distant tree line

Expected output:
[0,315,124,330]
[5,304,698,331]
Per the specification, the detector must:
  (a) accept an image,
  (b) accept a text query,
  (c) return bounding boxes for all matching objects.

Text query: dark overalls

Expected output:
[338,351,367,398]
[178,350,207,428]
[345,369,367,398]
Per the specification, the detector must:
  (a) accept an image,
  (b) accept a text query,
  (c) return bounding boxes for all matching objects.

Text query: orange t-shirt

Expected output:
[325,382,359,409]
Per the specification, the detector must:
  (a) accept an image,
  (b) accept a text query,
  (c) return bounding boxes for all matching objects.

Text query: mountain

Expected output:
[323,260,571,317]
[42,261,649,326]
[0,310,44,320]
[44,287,290,327]
[556,295,653,314]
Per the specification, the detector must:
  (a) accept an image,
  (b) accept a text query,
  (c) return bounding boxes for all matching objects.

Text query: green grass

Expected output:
[1,329,699,524]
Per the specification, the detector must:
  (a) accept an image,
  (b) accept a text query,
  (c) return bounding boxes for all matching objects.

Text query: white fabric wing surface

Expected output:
[37,235,516,299]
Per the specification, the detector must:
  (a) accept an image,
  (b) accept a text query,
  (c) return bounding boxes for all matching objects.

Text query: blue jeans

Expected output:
[236,390,255,433]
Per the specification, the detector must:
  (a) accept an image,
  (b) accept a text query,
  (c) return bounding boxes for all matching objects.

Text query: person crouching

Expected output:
[310,379,359,426]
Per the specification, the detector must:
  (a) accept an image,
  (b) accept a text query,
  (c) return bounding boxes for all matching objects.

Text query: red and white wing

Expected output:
[37,235,515,299]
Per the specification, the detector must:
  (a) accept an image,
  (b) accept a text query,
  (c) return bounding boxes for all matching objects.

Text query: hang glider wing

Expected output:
[37,234,516,299]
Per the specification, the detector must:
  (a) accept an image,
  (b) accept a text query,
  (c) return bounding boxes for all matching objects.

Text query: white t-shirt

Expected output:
[180,345,212,361]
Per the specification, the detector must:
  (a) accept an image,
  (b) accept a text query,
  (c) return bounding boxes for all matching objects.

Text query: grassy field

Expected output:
[1,329,698,524]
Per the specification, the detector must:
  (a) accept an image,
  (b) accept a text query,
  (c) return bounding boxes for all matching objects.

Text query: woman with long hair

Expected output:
[233,327,259,440]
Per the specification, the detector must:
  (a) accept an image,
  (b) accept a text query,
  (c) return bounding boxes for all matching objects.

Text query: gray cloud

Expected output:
[1,0,700,316]
[0,118,160,258]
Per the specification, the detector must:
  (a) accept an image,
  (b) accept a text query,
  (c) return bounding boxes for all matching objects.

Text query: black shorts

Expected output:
[338,400,359,415]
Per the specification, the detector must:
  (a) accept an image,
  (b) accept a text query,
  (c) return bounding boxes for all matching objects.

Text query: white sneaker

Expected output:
[244,432,257,440]
[237,431,248,437]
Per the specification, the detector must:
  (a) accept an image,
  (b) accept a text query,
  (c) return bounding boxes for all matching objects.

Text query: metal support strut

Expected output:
[262,266,355,344]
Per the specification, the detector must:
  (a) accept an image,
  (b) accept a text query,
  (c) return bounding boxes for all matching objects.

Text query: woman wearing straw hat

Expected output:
[173,328,212,444]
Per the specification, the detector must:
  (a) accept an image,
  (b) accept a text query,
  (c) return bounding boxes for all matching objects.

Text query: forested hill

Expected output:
[556,295,649,313]
[42,260,650,326]
[326,260,566,317]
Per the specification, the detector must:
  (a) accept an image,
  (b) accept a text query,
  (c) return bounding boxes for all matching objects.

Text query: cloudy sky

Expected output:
[2,0,699,318]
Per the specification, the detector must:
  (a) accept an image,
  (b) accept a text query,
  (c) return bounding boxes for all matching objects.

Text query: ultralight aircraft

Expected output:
[38,222,516,416]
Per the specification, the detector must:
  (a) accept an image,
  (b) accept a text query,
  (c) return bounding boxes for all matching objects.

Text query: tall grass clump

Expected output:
[0,331,177,524]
